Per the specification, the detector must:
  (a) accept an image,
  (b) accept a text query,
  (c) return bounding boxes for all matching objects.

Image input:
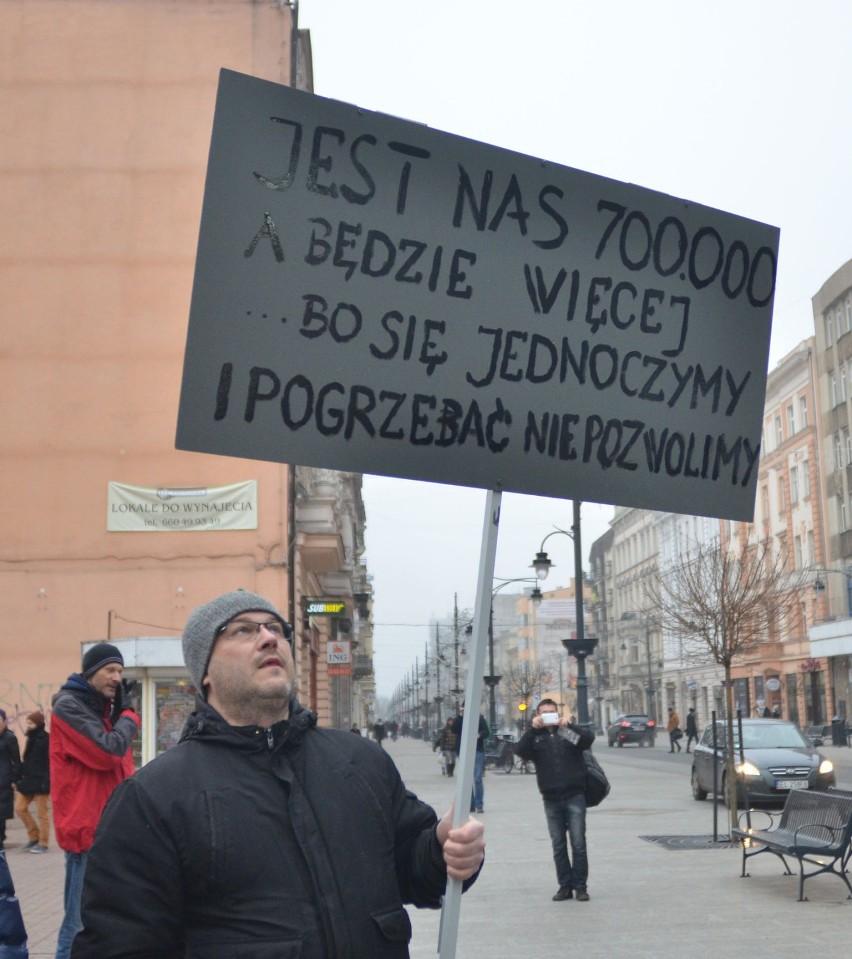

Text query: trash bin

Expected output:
[831,717,848,746]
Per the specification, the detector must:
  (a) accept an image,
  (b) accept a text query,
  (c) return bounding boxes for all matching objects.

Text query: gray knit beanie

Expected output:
[182,591,290,694]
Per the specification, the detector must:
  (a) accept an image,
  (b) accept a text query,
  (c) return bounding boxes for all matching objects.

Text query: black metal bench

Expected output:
[731,789,852,901]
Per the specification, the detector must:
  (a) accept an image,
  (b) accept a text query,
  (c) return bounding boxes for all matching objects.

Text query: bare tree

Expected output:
[647,535,808,828]
[501,659,552,729]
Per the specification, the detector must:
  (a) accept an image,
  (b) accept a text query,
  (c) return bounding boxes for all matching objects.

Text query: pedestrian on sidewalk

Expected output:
[667,707,682,752]
[0,711,21,852]
[433,717,458,777]
[50,643,140,959]
[14,710,50,853]
[372,718,387,748]
[515,699,595,902]
[71,591,485,958]
[452,704,489,812]
[684,707,699,753]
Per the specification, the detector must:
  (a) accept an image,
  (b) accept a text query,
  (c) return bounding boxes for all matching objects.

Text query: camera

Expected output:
[541,712,559,726]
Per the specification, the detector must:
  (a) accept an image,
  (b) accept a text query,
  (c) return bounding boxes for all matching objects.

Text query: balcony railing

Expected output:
[352,655,374,680]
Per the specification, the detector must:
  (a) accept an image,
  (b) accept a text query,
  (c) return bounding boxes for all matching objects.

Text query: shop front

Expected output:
[810,619,852,725]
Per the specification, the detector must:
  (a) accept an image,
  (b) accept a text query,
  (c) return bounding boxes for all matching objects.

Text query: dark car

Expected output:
[690,718,836,807]
[607,714,656,747]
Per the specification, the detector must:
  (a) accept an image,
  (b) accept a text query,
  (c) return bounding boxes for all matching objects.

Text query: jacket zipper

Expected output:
[266,727,274,750]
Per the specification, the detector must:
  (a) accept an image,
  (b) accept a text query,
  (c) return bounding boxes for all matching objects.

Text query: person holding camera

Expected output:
[49,642,140,959]
[515,699,595,902]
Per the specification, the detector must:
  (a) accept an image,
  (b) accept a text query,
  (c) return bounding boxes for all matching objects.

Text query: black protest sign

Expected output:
[176,69,778,521]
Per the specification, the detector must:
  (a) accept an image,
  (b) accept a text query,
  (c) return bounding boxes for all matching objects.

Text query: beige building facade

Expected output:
[730,338,831,726]
[810,258,852,725]
[1,1,374,756]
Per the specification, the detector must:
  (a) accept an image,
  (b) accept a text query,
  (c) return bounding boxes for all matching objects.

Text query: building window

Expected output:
[777,476,785,514]
[790,465,799,503]
[827,313,834,346]
[831,374,838,407]
[802,462,811,498]
[775,416,783,446]
[843,365,848,403]
[794,535,803,569]
[839,496,847,533]
[785,674,800,725]
[838,308,845,341]
[799,395,808,428]
[847,296,852,332]
[807,530,814,566]
[835,433,844,470]
[846,428,852,466]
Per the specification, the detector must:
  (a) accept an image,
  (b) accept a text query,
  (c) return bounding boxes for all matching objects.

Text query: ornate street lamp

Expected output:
[562,635,598,725]
[529,501,591,725]
[487,578,542,733]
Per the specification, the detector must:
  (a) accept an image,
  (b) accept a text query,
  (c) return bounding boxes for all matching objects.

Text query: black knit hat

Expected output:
[82,642,124,679]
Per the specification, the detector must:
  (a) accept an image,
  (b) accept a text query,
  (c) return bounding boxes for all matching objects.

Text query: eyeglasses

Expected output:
[217,619,292,641]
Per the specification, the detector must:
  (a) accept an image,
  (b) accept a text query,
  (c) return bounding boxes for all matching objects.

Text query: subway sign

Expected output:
[305,599,347,617]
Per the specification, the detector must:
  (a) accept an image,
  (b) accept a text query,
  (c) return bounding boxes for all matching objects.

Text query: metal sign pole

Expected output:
[438,488,502,958]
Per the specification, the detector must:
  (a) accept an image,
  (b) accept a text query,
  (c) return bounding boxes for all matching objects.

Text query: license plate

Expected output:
[775,780,808,790]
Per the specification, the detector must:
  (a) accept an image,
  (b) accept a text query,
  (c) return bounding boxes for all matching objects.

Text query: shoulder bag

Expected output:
[583,750,611,807]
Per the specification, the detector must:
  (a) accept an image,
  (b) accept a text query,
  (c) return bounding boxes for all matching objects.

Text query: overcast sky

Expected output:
[298,0,852,698]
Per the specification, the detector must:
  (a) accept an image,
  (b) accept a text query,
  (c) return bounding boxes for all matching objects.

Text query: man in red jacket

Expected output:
[50,642,140,959]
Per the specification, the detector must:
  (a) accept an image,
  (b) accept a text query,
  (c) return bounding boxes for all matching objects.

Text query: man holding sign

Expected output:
[71,591,484,958]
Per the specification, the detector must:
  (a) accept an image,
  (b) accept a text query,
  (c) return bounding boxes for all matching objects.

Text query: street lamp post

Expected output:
[422,645,431,739]
[530,501,596,726]
[432,613,470,721]
[452,593,463,709]
[433,694,444,730]
[620,611,656,721]
[487,578,542,733]
[562,634,599,726]
[484,605,501,735]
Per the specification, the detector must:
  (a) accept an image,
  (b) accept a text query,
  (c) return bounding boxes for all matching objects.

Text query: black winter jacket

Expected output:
[0,730,21,820]
[72,699,475,959]
[17,726,49,795]
[515,723,595,800]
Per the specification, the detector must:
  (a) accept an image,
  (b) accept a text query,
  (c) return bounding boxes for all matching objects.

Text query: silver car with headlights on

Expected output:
[691,719,835,807]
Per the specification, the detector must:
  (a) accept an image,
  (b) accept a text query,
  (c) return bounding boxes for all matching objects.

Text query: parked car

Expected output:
[690,718,836,807]
[607,714,656,747]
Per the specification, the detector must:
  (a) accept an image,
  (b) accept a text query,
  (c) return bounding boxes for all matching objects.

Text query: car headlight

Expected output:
[819,759,834,775]
[735,759,761,777]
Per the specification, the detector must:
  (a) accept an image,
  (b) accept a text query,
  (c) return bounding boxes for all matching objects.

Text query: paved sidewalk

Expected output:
[394,739,852,959]
[2,818,64,957]
[3,740,851,957]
